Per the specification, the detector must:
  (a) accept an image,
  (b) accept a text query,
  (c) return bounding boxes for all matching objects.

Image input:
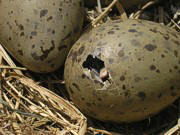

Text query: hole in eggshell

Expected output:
[82,54,110,83]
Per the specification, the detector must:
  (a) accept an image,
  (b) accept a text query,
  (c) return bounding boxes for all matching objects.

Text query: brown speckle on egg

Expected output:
[137,92,146,101]
[144,44,157,51]
[40,9,48,18]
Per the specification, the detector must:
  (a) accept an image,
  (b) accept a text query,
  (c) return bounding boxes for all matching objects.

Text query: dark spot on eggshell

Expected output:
[128,29,137,33]
[163,34,169,40]
[77,58,82,63]
[17,50,23,56]
[118,43,122,47]
[122,84,126,90]
[108,31,115,34]
[174,50,178,57]
[132,24,137,26]
[40,9,48,18]
[72,83,80,91]
[149,27,157,33]
[150,65,156,71]
[71,51,78,64]
[144,44,157,51]
[31,40,55,61]
[161,54,165,58]
[78,46,85,56]
[6,22,12,29]
[20,32,25,36]
[124,91,130,98]
[82,74,86,79]
[137,92,146,101]
[156,69,160,73]
[169,69,172,73]
[174,65,178,70]
[58,32,72,51]
[19,24,24,30]
[120,76,125,81]
[63,32,72,41]
[59,8,62,12]
[118,50,124,57]
[47,16,53,21]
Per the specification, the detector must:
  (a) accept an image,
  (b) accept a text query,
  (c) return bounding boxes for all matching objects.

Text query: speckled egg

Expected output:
[64,19,180,123]
[0,0,84,73]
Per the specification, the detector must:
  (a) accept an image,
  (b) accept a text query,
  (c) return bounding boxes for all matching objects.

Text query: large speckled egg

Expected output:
[0,0,84,73]
[64,19,180,123]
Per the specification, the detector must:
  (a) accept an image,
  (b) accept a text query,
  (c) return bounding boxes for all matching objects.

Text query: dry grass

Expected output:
[0,0,179,134]
[0,44,87,134]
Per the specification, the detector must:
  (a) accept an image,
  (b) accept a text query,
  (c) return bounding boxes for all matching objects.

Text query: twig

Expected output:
[91,0,118,26]
[164,123,180,135]
[97,0,102,13]
[131,0,158,19]
[88,127,112,135]
[0,65,27,70]
[0,44,23,75]
[115,1,127,19]
[0,97,41,118]
[165,12,180,30]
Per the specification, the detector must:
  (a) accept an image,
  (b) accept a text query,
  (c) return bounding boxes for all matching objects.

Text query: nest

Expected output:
[0,0,179,134]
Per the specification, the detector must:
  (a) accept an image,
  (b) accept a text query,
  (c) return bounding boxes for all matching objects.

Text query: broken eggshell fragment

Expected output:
[0,0,84,73]
[64,19,180,123]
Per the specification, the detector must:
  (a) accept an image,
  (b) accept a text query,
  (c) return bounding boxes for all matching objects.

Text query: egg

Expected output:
[64,19,180,123]
[0,0,84,73]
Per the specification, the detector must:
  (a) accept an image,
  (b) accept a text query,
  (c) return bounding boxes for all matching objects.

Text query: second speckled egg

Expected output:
[64,19,180,123]
[0,0,84,72]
